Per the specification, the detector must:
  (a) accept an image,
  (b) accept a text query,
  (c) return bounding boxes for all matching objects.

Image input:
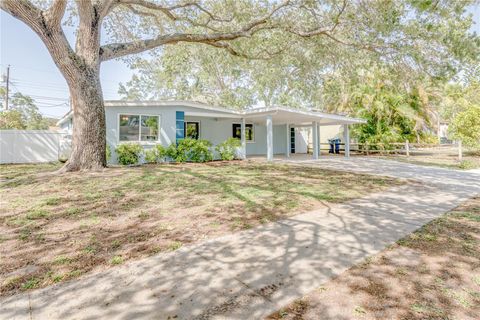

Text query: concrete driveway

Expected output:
[2,158,479,320]
[279,156,480,187]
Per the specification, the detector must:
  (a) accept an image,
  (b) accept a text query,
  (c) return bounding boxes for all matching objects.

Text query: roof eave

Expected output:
[56,110,72,126]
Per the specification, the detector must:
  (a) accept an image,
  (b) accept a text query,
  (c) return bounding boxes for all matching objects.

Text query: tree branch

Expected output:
[44,0,68,27]
[283,1,384,53]
[122,3,224,33]
[119,0,234,22]
[118,0,179,20]
[0,0,78,82]
[206,41,286,60]
[97,0,119,19]
[0,0,46,36]
[100,0,290,61]
[122,3,164,26]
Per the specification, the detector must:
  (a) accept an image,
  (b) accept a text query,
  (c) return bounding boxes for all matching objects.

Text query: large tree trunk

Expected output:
[61,1,106,172]
[1,0,293,171]
[62,66,106,172]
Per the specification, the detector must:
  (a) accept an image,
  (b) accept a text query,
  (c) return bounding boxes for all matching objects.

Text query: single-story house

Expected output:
[57,100,366,163]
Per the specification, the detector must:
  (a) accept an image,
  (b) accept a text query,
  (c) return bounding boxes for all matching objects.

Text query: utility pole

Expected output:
[3,65,10,110]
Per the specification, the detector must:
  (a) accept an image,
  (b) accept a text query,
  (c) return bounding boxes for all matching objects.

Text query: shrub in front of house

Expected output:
[144,149,157,163]
[145,144,167,163]
[176,138,213,163]
[115,143,143,165]
[165,143,180,162]
[216,137,241,161]
[126,138,240,165]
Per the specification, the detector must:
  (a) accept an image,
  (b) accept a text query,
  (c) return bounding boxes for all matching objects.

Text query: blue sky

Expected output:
[1,4,479,118]
[0,11,135,118]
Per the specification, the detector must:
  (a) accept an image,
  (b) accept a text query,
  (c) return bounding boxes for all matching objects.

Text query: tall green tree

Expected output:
[443,64,480,148]
[119,1,479,144]
[0,91,49,130]
[449,105,480,149]
[120,1,479,106]
[1,0,296,171]
[345,68,440,145]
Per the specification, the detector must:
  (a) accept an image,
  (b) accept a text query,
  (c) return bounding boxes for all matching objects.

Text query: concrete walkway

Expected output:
[2,158,479,320]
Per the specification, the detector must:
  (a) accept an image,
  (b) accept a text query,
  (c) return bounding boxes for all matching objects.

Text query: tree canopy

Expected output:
[120,1,479,104]
[119,0,480,144]
[0,91,51,130]
[443,64,480,148]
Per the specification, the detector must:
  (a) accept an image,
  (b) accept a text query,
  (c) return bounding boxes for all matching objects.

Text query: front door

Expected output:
[290,127,295,154]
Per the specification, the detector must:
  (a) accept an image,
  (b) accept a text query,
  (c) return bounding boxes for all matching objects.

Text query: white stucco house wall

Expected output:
[57,100,365,164]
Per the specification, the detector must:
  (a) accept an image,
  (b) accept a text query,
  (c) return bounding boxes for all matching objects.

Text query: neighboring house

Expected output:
[57,100,365,163]
[57,110,73,134]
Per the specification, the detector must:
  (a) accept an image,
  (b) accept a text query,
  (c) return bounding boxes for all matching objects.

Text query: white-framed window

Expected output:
[232,123,254,142]
[119,114,160,142]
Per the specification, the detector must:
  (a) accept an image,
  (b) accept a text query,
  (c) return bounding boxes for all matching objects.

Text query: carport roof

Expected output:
[243,106,366,125]
[56,100,366,126]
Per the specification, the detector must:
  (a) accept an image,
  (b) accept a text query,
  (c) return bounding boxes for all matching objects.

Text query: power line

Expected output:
[0,63,59,75]
[3,72,68,117]
[9,83,70,106]
[11,80,120,96]
[36,103,69,108]
[3,64,127,85]
[40,113,62,119]
[11,77,68,87]
[3,65,123,106]
[28,95,69,101]
[10,77,115,89]
[13,84,70,94]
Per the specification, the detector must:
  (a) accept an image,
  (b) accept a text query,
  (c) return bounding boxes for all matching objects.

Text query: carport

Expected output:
[240,107,366,161]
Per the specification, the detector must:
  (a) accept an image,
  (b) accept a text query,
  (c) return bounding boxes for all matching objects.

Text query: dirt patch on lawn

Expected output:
[373,152,480,170]
[268,197,480,320]
[0,161,401,296]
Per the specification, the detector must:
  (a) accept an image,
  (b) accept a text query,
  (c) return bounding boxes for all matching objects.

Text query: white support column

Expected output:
[241,118,246,159]
[266,115,273,161]
[317,122,321,157]
[343,124,350,158]
[312,121,319,159]
[286,123,290,158]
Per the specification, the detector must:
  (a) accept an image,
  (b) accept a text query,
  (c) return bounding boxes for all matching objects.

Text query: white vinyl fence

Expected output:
[0,130,71,164]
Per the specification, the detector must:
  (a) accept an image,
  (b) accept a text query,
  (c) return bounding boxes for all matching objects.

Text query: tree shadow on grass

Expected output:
[268,197,480,320]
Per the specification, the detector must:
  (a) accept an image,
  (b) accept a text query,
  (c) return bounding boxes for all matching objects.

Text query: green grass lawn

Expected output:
[0,161,401,296]
[375,152,480,170]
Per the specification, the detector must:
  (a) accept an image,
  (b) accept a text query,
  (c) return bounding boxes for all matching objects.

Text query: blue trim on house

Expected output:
[176,111,185,143]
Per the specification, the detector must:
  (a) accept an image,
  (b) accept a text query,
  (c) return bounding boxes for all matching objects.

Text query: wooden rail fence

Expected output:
[315,141,464,161]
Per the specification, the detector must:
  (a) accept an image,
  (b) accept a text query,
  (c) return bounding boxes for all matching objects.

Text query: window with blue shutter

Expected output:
[176,111,185,144]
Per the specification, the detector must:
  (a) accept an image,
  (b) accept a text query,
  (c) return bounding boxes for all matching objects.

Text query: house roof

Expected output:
[56,110,72,126]
[243,106,366,125]
[105,100,242,116]
[57,100,366,126]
